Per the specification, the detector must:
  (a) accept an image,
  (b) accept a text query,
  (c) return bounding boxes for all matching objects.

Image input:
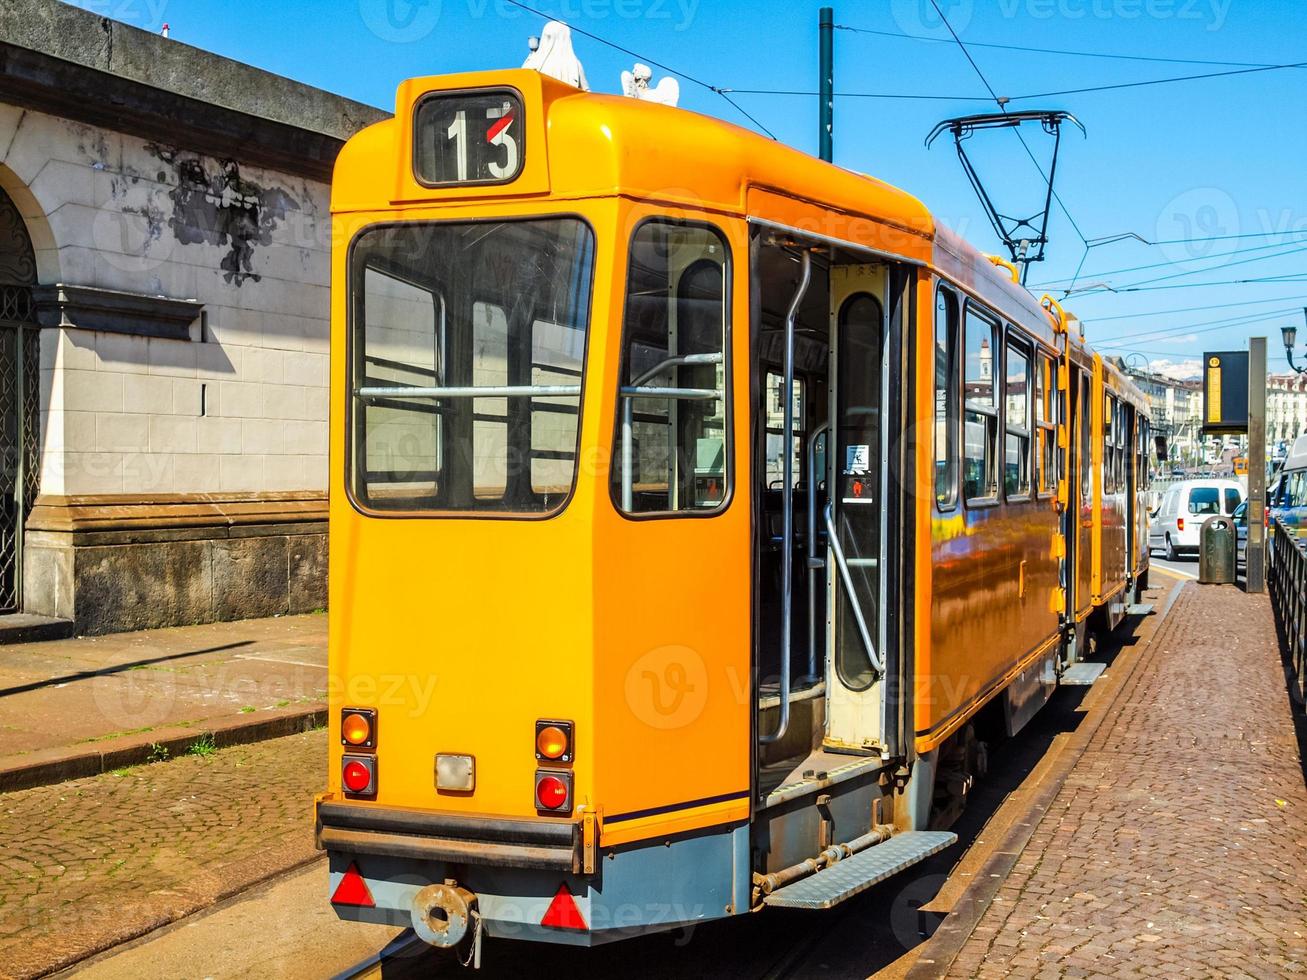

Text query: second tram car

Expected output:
[316,70,1151,954]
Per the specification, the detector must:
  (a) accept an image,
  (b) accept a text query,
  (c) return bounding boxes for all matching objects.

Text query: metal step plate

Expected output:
[1126,603,1154,616]
[763,831,957,910]
[1060,661,1107,686]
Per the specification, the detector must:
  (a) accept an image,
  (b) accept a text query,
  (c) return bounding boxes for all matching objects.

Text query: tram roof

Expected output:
[332,70,934,238]
[333,70,1089,349]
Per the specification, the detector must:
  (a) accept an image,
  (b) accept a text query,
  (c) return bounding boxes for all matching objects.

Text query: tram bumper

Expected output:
[316,799,743,946]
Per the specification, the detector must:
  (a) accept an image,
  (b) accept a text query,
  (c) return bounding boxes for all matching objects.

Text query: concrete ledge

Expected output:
[34,283,203,340]
[27,491,328,533]
[0,613,73,644]
[0,703,326,793]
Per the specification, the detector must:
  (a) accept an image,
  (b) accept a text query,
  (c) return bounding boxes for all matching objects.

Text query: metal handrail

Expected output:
[357,384,581,399]
[630,351,723,387]
[824,501,885,677]
[804,424,830,682]
[619,353,725,511]
[618,386,720,400]
[761,250,811,745]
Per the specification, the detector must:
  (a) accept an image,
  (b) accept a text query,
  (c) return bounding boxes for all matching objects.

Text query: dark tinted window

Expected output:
[1188,487,1221,515]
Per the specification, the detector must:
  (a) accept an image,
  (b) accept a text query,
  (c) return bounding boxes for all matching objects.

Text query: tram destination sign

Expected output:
[1202,350,1249,435]
[413,89,524,187]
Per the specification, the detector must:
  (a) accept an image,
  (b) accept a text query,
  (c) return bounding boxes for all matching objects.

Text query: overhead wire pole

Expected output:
[819,7,834,162]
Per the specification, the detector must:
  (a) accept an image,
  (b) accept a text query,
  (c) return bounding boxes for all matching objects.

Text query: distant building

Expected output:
[0,0,387,632]
[1267,373,1307,456]
[1118,363,1204,470]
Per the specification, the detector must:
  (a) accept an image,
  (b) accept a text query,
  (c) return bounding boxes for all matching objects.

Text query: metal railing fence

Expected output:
[1267,516,1307,707]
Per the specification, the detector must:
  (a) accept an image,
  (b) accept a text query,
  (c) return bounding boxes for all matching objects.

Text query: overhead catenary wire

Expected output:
[726,61,1307,104]
[1073,275,1307,295]
[1086,295,1307,322]
[1013,60,1307,101]
[1091,307,1301,346]
[501,0,778,138]
[832,23,1276,69]
[1110,242,1307,290]
[1031,234,1307,288]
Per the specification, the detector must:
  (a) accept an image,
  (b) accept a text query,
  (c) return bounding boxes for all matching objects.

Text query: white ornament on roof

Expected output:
[523,21,589,91]
[620,63,680,107]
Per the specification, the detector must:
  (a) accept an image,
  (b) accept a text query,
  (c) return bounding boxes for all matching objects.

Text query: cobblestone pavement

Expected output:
[943,584,1307,979]
[0,730,326,979]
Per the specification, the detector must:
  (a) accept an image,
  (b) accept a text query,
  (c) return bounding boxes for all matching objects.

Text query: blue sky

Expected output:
[82,0,1307,377]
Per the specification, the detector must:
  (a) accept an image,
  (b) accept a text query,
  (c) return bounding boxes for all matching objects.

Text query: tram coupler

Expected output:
[411,880,482,966]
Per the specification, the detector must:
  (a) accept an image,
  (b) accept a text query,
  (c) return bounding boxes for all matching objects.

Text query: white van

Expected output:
[1148,479,1244,560]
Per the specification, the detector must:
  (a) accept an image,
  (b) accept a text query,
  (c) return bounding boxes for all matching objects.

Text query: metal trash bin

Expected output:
[1198,515,1237,584]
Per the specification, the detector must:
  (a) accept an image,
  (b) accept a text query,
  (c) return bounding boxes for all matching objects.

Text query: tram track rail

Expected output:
[332,929,431,980]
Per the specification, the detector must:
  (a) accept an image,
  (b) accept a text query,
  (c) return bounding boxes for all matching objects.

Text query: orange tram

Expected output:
[316,70,1151,956]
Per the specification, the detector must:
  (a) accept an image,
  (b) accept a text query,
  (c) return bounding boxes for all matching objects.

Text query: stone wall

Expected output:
[0,0,388,634]
[24,494,326,635]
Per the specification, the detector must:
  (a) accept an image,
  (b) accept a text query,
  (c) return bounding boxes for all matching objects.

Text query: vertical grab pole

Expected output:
[762,250,811,744]
[622,398,634,511]
[805,424,830,681]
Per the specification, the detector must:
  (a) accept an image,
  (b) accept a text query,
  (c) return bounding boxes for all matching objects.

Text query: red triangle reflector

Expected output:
[331,861,375,908]
[540,883,587,930]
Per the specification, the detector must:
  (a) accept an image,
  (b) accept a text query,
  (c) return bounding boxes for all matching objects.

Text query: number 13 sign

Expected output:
[415,90,525,187]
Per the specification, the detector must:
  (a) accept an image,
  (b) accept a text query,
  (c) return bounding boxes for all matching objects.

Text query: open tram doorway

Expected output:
[751,229,912,793]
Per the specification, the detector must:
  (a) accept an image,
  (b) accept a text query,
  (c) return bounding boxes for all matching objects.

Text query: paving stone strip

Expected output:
[0,730,327,979]
[937,583,1307,979]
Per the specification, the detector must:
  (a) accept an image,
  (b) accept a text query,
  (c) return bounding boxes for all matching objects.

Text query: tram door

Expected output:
[825,265,889,751]
[1068,364,1095,640]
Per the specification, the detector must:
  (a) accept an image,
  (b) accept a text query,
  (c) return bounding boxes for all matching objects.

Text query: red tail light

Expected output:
[1177,517,1185,532]
[342,755,376,796]
[535,770,572,812]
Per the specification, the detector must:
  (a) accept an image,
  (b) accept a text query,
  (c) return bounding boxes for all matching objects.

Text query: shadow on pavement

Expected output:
[0,641,254,700]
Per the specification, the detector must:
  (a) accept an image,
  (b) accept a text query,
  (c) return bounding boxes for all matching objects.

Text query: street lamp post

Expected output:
[1283,310,1307,374]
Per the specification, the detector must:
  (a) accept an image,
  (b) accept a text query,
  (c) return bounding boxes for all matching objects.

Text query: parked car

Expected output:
[1148,479,1245,560]
[1231,499,1248,558]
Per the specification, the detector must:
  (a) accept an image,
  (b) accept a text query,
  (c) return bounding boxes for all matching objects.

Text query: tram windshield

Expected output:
[348,218,595,515]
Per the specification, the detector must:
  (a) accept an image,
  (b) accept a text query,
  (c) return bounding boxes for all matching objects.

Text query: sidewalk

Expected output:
[916,582,1307,978]
[0,613,327,791]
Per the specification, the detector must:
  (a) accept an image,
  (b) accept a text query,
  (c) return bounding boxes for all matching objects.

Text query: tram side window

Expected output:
[613,220,729,515]
[1079,376,1091,504]
[1118,399,1129,491]
[963,306,999,502]
[1103,395,1118,494]
[349,218,596,515]
[1138,417,1149,487]
[355,268,441,504]
[1036,353,1057,496]
[1004,338,1031,498]
[934,286,959,509]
